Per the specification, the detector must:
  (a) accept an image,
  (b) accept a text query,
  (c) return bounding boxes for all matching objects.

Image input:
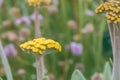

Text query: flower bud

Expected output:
[67,20,77,29]
[19,28,30,38]
[3,20,12,27]
[91,73,103,80]
[6,31,18,42]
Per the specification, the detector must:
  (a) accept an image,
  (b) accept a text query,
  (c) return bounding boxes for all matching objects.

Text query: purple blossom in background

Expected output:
[70,42,83,55]
[4,44,18,57]
[30,13,43,21]
[21,16,30,25]
[0,0,3,7]
[85,9,94,16]
[15,16,30,25]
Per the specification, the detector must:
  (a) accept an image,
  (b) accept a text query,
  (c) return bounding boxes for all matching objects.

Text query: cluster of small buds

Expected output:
[95,0,120,24]
[27,0,51,7]
[20,38,61,55]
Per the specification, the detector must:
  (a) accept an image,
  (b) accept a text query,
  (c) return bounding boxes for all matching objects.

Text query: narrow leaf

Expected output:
[0,41,13,80]
[103,62,111,80]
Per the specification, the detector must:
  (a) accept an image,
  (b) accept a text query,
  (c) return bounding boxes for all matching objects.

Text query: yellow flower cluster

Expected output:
[27,0,51,7]
[95,0,120,24]
[20,38,61,55]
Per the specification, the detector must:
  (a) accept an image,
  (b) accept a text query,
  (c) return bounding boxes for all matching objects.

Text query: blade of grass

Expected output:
[0,40,13,80]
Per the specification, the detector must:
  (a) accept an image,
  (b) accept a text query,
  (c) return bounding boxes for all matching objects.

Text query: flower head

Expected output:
[4,44,18,57]
[15,16,30,26]
[20,38,61,55]
[82,23,94,33]
[70,42,83,55]
[27,0,51,7]
[0,0,3,7]
[30,12,43,21]
[85,9,94,16]
[91,73,103,80]
[95,0,120,24]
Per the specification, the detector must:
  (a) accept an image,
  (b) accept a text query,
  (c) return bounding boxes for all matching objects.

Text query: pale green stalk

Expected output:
[108,23,120,80]
[34,7,45,80]
[0,40,13,80]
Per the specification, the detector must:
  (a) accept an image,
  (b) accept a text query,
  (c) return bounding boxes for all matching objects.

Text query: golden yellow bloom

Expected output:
[20,38,61,55]
[95,0,120,24]
[27,0,51,7]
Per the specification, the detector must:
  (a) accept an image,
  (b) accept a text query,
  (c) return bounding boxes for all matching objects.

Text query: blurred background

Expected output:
[0,0,113,80]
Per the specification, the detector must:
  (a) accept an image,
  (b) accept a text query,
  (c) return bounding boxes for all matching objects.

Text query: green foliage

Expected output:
[103,62,112,80]
[0,77,2,80]
[43,76,49,80]
[71,70,86,80]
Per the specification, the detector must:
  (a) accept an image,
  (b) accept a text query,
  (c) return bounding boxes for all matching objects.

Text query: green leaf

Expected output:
[43,75,49,80]
[103,62,112,80]
[0,77,2,80]
[71,70,86,80]
[0,41,13,80]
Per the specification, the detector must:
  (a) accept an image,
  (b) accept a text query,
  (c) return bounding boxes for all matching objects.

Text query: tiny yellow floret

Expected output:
[20,38,61,55]
[95,0,120,24]
[27,0,51,7]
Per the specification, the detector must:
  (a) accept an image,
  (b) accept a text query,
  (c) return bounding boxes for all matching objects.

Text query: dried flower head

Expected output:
[27,0,51,7]
[95,0,120,24]
[91,73,103,80]
[20,38,61,55]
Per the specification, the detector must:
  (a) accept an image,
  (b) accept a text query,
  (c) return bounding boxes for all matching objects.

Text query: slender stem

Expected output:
[34,7,45,80]
[0,40,13,80]
[34,7,41,38]
[108,23,120,80]
[36,55,43,80]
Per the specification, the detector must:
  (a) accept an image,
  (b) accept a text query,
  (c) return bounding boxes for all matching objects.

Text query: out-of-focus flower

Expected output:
[15,16,30,25]
[19,37,25,42]
[91,73,103,80]
[75,63,84,72]
[30,13,43,21]
[9,7,20,18]
[95,0,120,24]
[70,42,83,55]
[6,31,18,42]
[27,0,51,7]
[73,34,81,41]
[4,44,18,57]
[48,73,55,80]
[67,20,77,29]
[0,0,3,7]
[19,28,30,38]
[17,68,26,75]
[82,23,94,33]
[20,38,61,55]
[2,20,12,27]
[0,67,5,76]
[46,5,58,14]
[43,0,51,4]
[85,9,94,16]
